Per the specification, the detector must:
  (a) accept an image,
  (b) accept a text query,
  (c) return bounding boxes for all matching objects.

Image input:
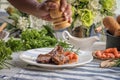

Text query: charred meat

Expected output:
[36,45,78,65]
[52,53,69,65]
[36,54,52,63]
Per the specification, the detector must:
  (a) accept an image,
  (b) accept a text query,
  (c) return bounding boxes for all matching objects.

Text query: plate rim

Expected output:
[19,48,93,68]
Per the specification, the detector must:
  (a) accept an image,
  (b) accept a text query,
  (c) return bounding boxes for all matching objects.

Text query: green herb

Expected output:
[43,25,55,38]
[0,40,12,69]
[21,29,41,41]
[56,40,70,49]
[114,59,120,67]
[75,48,80,55]
[6,37,23,52]
[21,28,57,50]
[8,27,69,51]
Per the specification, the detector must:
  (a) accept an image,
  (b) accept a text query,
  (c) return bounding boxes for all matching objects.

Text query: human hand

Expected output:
[38,0,72,23]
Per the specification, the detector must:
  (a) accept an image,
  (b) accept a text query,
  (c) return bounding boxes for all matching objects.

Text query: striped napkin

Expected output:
[10,60,120,80]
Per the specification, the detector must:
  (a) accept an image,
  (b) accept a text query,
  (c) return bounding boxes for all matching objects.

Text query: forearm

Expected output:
[8,0,41,18]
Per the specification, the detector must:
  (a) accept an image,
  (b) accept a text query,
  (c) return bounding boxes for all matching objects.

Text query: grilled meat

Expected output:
[36,54,52,63]
[36,45,72,65]
[52,53,69,65]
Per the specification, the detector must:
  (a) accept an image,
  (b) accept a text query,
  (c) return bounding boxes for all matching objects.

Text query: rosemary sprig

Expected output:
[114,59,120,67]
[75,48,80,55]
[64,45,80,55]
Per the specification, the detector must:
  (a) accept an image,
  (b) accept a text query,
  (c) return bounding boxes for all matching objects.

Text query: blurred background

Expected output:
[0,0,9,9]
[0,0,120,11]
[0,0,120,39]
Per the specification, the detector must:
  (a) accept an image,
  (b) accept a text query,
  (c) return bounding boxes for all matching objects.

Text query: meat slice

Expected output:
[52,53,69,65]
[36,54,52,63]
[36,45,69,65]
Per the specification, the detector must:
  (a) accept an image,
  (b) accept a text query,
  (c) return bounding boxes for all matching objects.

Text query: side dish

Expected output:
[92,48,120,60]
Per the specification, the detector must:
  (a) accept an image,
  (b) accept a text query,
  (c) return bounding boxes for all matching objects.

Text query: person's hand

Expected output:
[38,0,72,23]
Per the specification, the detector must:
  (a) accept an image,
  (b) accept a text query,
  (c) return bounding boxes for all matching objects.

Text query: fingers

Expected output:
[45,1,58,11]
[60,0,67,12]
[40,1,58,12]
[63,4,72,23]
[40,0,72,23]
[60,1,72,23]
[41,14,53,21]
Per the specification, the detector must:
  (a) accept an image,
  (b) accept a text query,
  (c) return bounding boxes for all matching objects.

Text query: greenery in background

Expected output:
[0,40,12,69]
[70,0,93,28]
[99,0,116,15]
[69,0,116,29]
[6,6,30,31]
[21,28,57,50]
[6,25,69,52]
[6,38,23,52]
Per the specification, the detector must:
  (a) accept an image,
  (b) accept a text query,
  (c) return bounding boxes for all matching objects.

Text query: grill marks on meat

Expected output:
[36,54,52,63]
[36,45,69,65]
[52,53,69,65]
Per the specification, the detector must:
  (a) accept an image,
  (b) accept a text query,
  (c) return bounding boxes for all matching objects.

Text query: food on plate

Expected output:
[103,16,120,36]
[100,58,120,68]
[92,48,120,60]
[100,59,116,68]
[36,45,79,65]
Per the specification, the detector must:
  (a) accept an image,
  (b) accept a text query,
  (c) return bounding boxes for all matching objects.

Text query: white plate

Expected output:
[19,48,93,68]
